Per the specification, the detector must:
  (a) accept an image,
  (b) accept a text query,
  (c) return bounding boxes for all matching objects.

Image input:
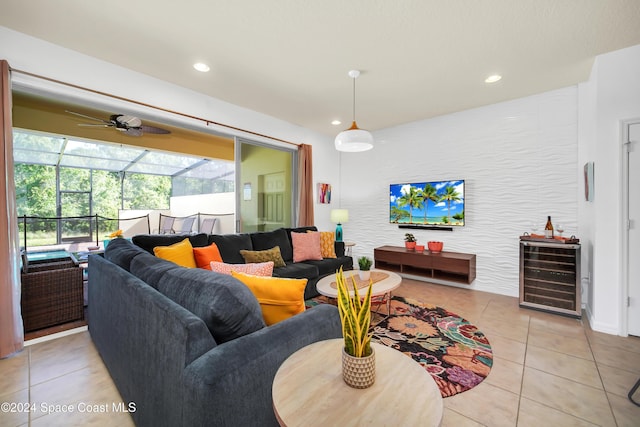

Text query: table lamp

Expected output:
[330,209,349,242]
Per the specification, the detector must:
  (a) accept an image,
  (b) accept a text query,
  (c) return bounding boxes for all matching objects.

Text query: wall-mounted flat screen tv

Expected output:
[389,180,465,227]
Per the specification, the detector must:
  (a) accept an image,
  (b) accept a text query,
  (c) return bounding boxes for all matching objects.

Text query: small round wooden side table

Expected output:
[316,268,401,316]
[272,339,443,427]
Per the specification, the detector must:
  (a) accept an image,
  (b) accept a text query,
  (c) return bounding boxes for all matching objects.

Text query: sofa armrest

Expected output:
[182,304,341,427]
[334,241,345,257]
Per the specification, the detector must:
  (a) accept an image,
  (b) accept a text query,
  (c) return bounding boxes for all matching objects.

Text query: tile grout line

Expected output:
[27,346,31,427]
[514,313,531,426]
[584,326,620,426]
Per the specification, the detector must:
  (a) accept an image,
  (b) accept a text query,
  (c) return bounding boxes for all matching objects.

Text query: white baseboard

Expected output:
[25,325,88,346]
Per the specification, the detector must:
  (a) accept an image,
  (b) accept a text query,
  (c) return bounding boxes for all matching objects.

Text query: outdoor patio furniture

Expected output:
[159,215,175,234]
[200,217,217,234]
[176,216,196,234]
[20,259,84,332]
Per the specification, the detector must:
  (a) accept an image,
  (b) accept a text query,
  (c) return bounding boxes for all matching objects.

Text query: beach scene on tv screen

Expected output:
[389,180,465,226]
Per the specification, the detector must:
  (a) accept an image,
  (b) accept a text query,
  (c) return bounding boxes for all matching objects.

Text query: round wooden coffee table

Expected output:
[315,268,401,315]
[272,339,443,426]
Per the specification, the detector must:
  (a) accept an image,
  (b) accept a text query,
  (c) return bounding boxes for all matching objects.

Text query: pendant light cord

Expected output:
[352,76,356,123]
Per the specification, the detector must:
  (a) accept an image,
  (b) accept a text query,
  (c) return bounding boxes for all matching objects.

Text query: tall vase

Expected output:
[342,347,376,389]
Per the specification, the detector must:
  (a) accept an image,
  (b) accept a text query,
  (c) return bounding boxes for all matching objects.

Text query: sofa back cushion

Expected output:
[132,233,209,254]
[250,228,293,262]
[156,268,266,343]
[104,237,148,272]
[130,252,181,289]
[208,233,253,264]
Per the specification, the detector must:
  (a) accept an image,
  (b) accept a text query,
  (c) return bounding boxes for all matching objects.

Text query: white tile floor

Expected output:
[1,278,639,426]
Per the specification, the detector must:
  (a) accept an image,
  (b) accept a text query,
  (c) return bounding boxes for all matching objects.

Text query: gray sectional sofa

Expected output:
[131,226,354,299]
[88,237,342,427]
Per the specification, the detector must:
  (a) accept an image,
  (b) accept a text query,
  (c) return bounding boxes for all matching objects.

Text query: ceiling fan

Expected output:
[66,110,171,137]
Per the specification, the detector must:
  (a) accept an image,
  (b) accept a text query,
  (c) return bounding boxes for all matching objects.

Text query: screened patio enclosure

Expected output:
[13,129,235,248]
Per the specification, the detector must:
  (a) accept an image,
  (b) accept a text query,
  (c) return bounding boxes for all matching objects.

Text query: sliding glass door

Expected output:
[236,139,296,233]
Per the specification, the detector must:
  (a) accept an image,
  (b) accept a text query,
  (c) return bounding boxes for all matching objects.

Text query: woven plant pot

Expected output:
[342,347,376,389]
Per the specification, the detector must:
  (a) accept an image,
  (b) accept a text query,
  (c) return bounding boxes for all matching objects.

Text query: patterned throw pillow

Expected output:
[291,231,323,262]
[210,261,274,276]
[153,238,196,268]
[193,242,223,270]
[239,246,286,268]
[311,230,336,258]
[231,271,307,325]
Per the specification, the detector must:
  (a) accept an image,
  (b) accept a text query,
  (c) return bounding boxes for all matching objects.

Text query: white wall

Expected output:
[169,193,235,234]
[586,44,640,334]
[340,88,579,298]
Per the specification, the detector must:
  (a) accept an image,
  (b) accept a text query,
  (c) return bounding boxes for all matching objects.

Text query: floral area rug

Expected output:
[306,295,493,398]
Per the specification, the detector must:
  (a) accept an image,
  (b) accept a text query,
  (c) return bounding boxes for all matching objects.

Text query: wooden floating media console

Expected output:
[374,245,476,284]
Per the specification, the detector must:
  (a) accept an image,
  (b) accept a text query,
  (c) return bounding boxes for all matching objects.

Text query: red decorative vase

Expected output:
[405,241,416,251]
[428,241,443,253]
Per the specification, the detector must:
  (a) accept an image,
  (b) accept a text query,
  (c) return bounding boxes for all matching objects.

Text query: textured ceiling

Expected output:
[2,1,640,136]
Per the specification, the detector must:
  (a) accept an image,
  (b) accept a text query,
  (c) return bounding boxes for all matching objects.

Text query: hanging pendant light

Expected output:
[335,70,374,152]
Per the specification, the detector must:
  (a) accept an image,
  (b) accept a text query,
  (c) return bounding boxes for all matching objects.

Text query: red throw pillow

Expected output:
[193,243,223,270]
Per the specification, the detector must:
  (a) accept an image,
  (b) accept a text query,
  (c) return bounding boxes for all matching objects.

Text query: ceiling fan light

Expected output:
[334,121,374,152]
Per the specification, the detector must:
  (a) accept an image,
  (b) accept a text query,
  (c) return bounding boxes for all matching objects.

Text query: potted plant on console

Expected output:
[357,256,372,281]
[336,267,375,389]
[404,233,417,250]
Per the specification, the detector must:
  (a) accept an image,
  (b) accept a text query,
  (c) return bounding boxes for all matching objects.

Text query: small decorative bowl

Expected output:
[415,244,425,252]
[428,241,443,253]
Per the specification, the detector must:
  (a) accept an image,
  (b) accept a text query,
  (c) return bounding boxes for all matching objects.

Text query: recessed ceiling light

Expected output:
[331,120,342,126]
[485,74,502,83]
[193,63,210,72]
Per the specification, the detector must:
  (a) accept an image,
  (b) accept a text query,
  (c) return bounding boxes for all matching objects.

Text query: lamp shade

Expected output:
[334,122,374,152]
[330,209,349,224]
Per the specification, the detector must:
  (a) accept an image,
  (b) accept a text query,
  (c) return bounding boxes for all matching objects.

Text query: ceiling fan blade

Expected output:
[124,127,143,137]
[77,123,113,128]
[66,110,112,125]
[141,125,171,135]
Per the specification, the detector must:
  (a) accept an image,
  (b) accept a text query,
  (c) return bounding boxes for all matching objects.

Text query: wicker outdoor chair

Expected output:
[20,259,84,333]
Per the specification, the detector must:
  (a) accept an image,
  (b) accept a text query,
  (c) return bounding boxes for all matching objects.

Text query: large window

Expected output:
[13,129,236,246]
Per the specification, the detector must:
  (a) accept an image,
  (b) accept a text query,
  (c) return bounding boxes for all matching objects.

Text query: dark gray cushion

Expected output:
[104,237,147,272]
[301,256,354,276]
[132,233,209,254]
[208,233,253,264]
[285,226,318,245]
[250,228,293,262]
[273,262,319,280]
[156,268,265,343]
[129,252,181,289]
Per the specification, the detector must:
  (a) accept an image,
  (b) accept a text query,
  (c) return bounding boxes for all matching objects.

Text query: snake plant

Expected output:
[336,267,373,357]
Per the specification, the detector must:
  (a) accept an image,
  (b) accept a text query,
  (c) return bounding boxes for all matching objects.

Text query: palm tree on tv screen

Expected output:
[422,183,438,225]
[397,185,423,224]
[390,206,409,223]
[441,184,462,225]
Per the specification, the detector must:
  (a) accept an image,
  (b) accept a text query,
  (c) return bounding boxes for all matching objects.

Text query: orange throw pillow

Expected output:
[231,271,307,325]
[153,238,196,268]
[193,243,223,270]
